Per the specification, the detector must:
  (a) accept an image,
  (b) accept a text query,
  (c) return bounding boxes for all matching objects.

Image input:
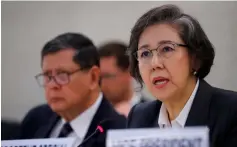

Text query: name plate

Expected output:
[1,138,76,147]
[107,127,209,147]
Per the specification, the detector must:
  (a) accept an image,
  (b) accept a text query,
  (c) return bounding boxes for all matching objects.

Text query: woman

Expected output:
[127,4,237,147]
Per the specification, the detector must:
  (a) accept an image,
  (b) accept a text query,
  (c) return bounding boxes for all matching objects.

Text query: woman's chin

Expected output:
[151,85,176,102]
[153,92,174,102]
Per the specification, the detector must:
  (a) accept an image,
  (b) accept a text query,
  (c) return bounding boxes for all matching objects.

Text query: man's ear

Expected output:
[89,66,100,90]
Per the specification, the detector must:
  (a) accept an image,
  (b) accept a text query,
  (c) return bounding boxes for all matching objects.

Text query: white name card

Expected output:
[1,138,76,147]
[107,127,209,147]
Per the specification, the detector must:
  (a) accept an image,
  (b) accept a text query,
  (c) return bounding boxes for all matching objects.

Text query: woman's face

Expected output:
[137,24,194,102]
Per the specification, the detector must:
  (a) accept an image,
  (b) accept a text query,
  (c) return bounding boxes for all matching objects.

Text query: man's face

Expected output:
[41,49,92,113]
[100,56,131,103]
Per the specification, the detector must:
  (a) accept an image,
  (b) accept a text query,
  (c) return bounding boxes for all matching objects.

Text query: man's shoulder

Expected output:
[31,104,52,112]
[18,104,55,139]
[27,104,53,117]
[22,104,55,125]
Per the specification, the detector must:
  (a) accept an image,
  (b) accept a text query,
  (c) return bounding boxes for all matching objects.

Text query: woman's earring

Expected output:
[193,70,197,76]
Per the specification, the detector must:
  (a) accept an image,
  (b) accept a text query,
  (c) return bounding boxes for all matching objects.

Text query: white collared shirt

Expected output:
[50,92,103,145]
[158,79,199,128]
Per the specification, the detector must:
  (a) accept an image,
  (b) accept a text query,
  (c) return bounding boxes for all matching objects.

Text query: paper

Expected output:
[107,127,209,147]
[1,138,76,147]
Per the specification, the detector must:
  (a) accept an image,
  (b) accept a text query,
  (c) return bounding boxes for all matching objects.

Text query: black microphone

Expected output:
[77,119,116,147]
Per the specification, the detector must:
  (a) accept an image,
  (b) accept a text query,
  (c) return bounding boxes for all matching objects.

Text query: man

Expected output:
[98,42,148,117]
[17,33,126,147]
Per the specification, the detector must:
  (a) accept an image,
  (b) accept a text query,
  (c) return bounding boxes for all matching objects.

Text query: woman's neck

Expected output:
[164,77,197,121]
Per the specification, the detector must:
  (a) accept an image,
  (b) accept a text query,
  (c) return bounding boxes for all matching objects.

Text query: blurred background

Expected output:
[2,1,237,123]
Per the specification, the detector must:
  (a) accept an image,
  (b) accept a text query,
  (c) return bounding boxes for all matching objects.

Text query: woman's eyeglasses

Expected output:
[133,41,187,64]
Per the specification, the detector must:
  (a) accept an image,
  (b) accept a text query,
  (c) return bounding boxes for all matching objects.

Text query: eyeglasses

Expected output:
[133,41,187,64]
[35,68,82,87]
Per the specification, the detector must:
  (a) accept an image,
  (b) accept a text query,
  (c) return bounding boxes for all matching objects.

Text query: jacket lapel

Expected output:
[185,80,213,126]
[84,97,110,138]
[83,97,116,147]
[142,80,213,128]
[35,113,60,138]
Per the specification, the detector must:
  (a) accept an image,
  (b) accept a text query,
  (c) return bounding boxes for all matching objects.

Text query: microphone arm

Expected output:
[77,118,116,147]
[77,125,104,147]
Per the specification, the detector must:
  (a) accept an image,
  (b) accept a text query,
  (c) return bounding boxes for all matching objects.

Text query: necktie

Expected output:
[58,122,73,138]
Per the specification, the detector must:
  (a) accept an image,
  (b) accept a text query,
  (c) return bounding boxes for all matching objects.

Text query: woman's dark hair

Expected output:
[128,4,215,87]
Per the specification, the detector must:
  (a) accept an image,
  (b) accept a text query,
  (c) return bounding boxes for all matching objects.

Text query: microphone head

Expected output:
[95,118,120,134]
[96,125,104,133]
[77,118,122,147]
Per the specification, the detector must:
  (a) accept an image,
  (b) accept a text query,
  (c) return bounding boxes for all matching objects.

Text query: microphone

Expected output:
[77,119,115,147]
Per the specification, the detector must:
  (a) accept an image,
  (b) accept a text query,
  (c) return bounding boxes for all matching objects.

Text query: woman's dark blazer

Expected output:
[127,80,237,147]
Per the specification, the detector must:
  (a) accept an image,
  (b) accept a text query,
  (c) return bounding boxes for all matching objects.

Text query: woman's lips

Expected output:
[152,76,169,89]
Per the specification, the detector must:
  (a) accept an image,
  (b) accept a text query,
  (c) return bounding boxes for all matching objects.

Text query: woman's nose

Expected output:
[150,53,164,70]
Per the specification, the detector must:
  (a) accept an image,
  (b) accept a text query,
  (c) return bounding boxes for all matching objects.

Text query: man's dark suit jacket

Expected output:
[127,80,237,147]
[2,120,20,140]
[17,97,126,147]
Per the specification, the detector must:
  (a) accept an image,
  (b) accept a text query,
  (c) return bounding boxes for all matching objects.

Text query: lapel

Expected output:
[83,97,115,146]
[142,80,213,128]
[34,97,121,146]
[35,113,60,138]
[185,80,213,126]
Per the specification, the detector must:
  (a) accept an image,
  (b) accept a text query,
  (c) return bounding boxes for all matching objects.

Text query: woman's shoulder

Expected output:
[211,86,237,106]
[210,86,237,121]
[127,100,162,128]
[132,100,162,113]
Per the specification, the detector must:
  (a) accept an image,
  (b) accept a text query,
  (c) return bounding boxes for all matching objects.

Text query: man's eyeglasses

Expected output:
[133,41,187,64]
[35,68,82,87]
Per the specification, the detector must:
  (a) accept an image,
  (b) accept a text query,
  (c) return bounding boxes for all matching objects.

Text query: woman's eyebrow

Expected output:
[138,44,149,50]
[138,40,173,50]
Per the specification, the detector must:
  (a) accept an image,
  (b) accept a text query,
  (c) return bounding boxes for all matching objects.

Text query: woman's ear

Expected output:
[191,55,201,75]
[89,66,100,90]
